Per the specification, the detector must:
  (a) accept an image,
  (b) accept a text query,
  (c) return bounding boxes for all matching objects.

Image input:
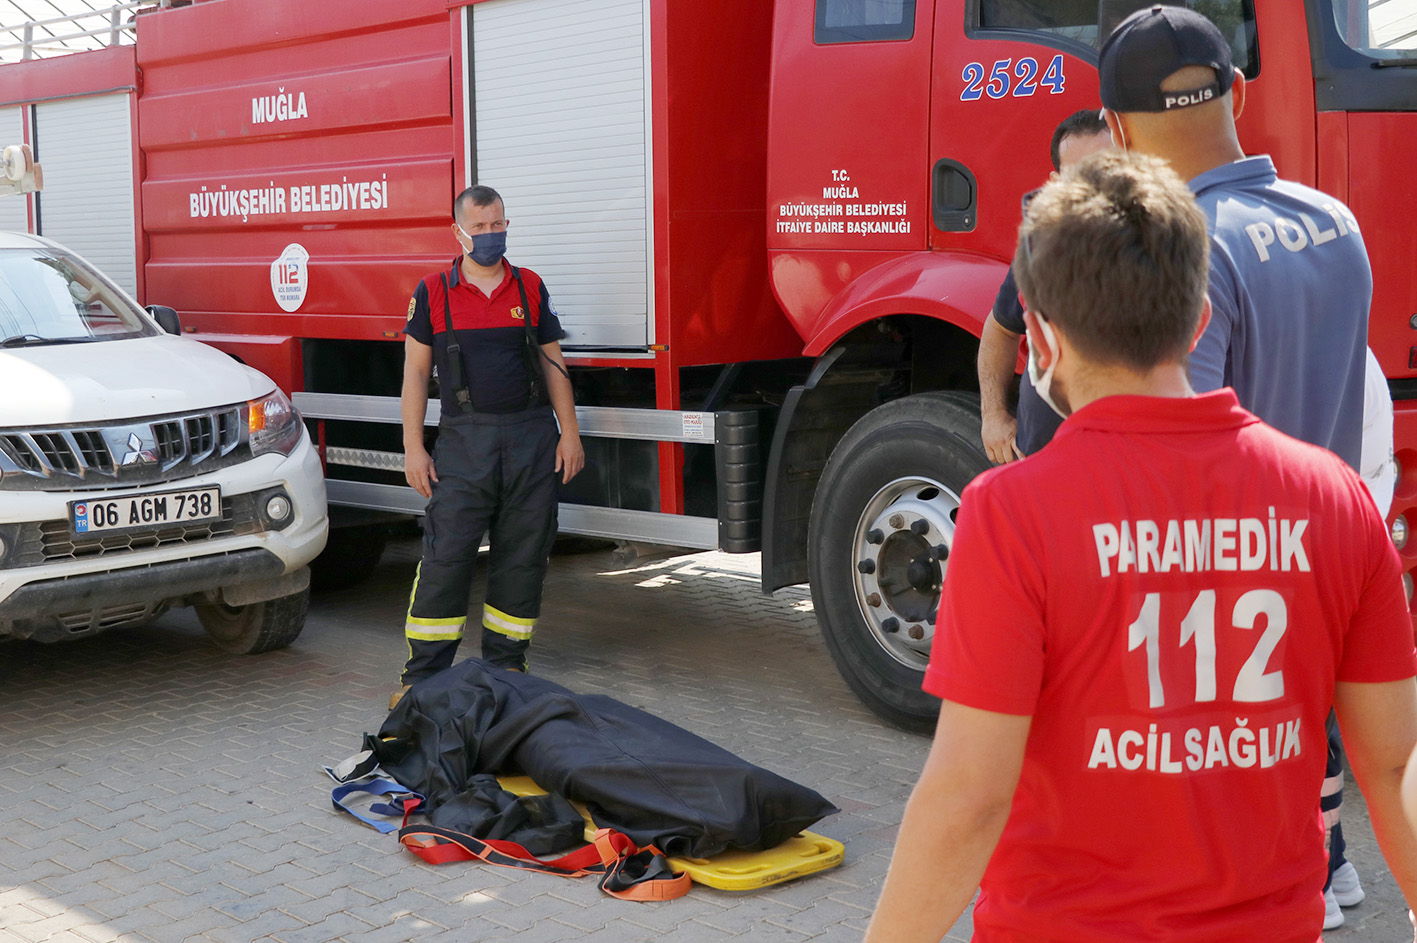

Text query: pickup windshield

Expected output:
[0,247,155,346]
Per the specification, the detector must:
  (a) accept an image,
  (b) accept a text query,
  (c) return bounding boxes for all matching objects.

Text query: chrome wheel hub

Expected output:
[850,476,960,668]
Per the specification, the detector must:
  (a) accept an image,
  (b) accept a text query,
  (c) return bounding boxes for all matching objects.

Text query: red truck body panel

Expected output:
[130,0,802,386]
[135,0,454,388]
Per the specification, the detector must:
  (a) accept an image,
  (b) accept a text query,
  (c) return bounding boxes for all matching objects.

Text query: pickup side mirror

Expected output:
[146,304,182,335]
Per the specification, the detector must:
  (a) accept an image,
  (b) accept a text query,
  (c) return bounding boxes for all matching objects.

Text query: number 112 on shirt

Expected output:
[1128,589,1288,710]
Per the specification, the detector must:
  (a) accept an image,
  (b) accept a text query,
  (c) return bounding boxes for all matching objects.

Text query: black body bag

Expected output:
[367,659,839,859]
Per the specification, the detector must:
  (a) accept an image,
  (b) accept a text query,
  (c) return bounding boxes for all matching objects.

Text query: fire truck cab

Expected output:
[763,0,1417,726]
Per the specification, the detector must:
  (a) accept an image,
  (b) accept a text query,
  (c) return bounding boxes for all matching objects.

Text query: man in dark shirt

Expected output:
[977,109,1112,463]
[393,185,583,705]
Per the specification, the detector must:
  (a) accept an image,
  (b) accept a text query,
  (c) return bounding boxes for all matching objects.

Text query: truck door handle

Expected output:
[932,159,976,233]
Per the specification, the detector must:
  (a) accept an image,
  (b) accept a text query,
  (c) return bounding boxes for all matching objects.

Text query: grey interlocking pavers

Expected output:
[145,912,243,942]
[211,883,314,922]
[617,896,739,934]
[148,882,250,921]
[479,888,598,932]
[279,887,382,925]
[409,873,518,908]
[268,912,380,943]
[68,924,136,943]
[763,897,872,936]
[430,917,580,943]
[331,916,428,943]
[199,911,309,943]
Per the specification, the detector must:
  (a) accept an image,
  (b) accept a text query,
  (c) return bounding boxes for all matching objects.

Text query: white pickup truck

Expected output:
[0,230,328,653]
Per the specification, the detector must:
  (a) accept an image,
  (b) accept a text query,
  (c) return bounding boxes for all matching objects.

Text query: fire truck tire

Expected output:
[809,392,991,732]
[196,586,310,654]
[311,524,389,591]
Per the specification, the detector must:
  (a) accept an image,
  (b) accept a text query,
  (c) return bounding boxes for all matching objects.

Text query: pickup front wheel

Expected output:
[809,392,991,732]
[196,587,310,654]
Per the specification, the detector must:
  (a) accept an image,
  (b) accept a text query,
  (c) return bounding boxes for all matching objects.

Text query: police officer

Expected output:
[394,185,584,706]
[1098,8,1376,927]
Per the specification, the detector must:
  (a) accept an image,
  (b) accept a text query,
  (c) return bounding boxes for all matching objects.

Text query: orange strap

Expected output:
[592,828,692,902]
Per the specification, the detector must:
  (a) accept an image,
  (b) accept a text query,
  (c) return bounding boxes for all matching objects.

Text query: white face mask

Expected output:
[1026,316,1068,419]
[1101,108,1129,155]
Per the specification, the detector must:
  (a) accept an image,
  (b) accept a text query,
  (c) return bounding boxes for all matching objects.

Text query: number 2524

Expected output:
[961,55,1066,101]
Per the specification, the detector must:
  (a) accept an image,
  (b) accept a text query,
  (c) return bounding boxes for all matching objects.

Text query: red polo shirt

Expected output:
[404,257,564,415]
[927,391,1415,943]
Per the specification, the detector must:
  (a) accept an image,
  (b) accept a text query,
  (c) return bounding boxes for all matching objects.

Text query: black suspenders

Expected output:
[437,265,548,416]
[438,272,474,414]
[510,264,551,409]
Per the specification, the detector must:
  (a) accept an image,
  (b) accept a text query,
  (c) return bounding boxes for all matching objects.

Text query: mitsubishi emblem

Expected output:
[120,432,158,466]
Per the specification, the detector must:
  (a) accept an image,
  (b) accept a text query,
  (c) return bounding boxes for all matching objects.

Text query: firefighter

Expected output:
[393,185,584,707]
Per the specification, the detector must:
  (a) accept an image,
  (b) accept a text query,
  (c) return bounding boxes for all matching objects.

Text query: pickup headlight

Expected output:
[248,389,304,456]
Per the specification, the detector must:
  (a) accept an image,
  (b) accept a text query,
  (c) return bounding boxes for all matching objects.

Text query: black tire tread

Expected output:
[197,587,310,655]
[809,392,990,732]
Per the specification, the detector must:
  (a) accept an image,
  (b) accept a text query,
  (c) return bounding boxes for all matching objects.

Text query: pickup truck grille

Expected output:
[8,493,263,566]
[0,407,248,491]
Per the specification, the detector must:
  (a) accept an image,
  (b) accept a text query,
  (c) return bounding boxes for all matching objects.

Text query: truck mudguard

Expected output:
[761,252,1008,591]
[799,250,1006,358]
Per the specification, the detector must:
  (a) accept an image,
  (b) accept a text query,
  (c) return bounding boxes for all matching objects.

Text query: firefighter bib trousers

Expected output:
[402,406,560,680]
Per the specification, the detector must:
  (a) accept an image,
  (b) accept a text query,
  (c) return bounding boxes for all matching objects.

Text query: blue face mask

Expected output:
[461,228,507,268]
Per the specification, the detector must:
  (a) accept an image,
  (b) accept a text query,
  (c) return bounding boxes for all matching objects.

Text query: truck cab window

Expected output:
[975,0,1260,77]
[1332,0,1417,55]
[815,0,915,43]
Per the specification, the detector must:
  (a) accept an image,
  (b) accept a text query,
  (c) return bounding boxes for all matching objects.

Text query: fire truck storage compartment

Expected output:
[467,0,653,350]
[0,107,27,234]
[31,93,137,296]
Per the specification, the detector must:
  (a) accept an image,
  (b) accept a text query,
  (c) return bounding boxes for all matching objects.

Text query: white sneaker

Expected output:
[1332,861,1366,907]
[1324,887,1345,929]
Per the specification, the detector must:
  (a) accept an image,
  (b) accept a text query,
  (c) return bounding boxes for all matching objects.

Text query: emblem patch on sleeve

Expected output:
[510,305,525,320]
[407,296,417,321]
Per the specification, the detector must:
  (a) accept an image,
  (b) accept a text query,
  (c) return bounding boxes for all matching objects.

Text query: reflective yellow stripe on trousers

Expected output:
[482,603,535,640]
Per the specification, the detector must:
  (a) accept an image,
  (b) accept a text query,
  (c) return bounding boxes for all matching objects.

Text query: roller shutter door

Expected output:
[0,107,30,234]
[471,0,651,349]
[34,94,137,296]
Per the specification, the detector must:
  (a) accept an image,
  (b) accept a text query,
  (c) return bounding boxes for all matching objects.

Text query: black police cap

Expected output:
[1098,5,1236,114]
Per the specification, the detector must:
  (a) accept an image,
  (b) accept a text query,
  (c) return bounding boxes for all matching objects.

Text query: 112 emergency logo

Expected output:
[271,243,310,312]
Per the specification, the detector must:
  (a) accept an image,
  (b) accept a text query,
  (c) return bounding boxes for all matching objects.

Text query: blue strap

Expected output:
[332,778,425,834]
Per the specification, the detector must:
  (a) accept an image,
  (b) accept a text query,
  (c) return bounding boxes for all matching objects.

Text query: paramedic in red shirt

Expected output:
[862,152,1417,943]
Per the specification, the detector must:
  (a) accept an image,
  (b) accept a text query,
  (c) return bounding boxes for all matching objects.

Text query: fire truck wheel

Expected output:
[809,392,991,732]
[196,586,310,654]
[311,524,389,591]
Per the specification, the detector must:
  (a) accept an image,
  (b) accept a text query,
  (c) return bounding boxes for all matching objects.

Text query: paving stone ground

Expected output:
[0,537,1409,941]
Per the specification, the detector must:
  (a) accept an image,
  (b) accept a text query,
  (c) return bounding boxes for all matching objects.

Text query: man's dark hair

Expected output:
[453,185,503,223]
[1013,152,1209,372]
[1050,109,1110,171]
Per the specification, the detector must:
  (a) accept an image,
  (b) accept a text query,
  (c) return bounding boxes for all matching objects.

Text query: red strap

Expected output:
[397,796,603,874]
[397,797,690,900]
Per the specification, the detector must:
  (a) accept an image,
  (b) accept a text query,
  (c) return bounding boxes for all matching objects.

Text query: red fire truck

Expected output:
[1,0,1413,729]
